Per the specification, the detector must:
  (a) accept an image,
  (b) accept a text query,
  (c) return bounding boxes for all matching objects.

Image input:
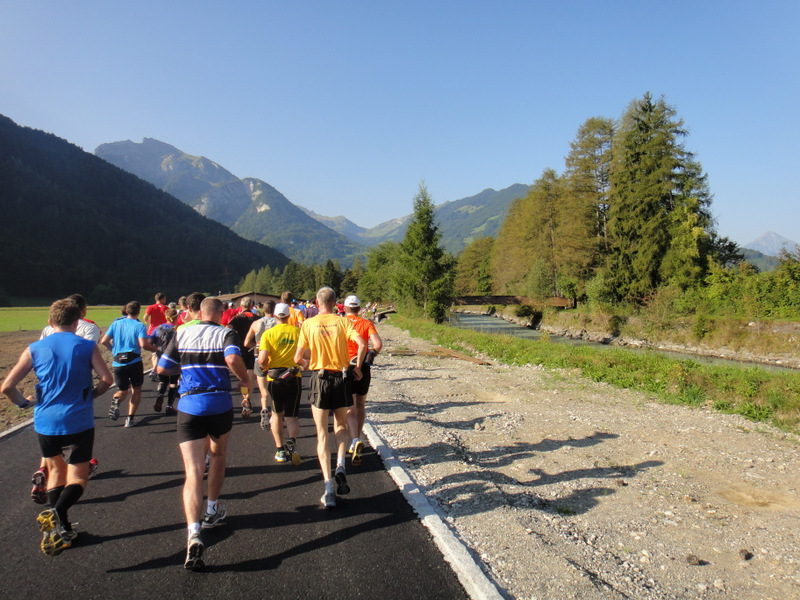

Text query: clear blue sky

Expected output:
[2,1,798,245]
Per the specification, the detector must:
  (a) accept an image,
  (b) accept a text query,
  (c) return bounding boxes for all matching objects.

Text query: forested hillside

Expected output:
[0,115,289,303]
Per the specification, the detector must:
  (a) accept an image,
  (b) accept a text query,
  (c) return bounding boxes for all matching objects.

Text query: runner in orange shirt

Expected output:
[342,295,382,467]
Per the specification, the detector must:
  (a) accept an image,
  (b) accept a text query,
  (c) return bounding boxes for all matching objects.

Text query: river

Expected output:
[449,312,797,373]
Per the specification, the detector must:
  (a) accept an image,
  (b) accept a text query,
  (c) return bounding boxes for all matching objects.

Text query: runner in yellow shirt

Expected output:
[257,303,302,466]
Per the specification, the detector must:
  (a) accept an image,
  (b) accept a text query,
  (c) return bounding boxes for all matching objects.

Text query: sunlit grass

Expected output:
[391,314,800,435]
[0,306,124,332]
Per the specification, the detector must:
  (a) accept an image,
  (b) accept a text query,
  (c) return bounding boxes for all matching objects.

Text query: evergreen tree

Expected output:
[395,182,454,322]
[341,256,365,296]
[321,259,344,296]
[281,261,307,296]
[606,93,713,302]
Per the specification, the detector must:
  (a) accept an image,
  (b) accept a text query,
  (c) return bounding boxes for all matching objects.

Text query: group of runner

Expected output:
[0,287,382,570]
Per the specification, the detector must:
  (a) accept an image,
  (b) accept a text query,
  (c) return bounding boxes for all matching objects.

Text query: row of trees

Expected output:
[459,93,739,305]
[237,257,365,302]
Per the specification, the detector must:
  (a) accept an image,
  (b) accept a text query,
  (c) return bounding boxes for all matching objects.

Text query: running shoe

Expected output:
[201,504,227,529]
[274,449,289,463]
[108,398,120,421]
[153,395,164,412]
[165,405,177,415]
[150,370,159,383]
[124,416,137,428]
[260,409,270,430]
[88,458,99,480]
[334,469,350,495]
[321,491,336,509]
[351,440,364,467]
[241,399,252,419]
[184,533,204,570]
[31,467,48,504]
[37,509,74,556]
[204,453,211,475]
[284,439,301,466]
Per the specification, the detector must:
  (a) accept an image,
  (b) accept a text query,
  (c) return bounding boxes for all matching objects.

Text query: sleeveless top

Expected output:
[30,332,96,435]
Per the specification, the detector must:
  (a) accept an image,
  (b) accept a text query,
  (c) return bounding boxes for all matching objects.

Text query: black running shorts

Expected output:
[113,362,144,391]
[241,348,255,371]
[267,376,301,417]
[177,409,234,443]
[309,370,351,411]
[38,428,95,464]
[346,363,372,397]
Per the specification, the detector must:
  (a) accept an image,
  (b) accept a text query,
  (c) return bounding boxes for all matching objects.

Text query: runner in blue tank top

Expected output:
[1,299,113,556]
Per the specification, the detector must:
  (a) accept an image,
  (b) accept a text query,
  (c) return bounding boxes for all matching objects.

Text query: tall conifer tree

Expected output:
[395,182,454,322]
[607,93,712,302]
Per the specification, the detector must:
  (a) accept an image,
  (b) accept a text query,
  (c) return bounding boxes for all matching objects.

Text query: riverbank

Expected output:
[454,306,800,371]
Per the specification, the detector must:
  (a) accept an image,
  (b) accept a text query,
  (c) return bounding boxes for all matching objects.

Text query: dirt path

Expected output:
[3,325,799,598]
[367,323,800,599]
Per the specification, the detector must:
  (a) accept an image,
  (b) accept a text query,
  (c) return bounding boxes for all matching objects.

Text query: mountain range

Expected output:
[0,115,288,302]
[95,138,530,261]
[95,139,366,266]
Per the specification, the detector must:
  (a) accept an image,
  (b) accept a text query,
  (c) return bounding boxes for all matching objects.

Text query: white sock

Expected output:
[325,479,335,493]
[352,437,359,446]
[207,499,218,515]
[337,457,345,470]
[188,523,201,537]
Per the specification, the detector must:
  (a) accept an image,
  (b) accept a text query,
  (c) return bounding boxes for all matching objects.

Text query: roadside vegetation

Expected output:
[391,313,800,436]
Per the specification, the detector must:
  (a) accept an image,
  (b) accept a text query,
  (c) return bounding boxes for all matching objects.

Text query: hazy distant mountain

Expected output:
[0,115,288,302]
[302,184,530,254]
[298,207,369,241]
[96,139,366,265]
[744,231,798,257]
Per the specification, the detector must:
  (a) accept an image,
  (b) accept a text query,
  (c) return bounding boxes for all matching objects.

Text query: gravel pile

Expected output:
[367,323,800,600]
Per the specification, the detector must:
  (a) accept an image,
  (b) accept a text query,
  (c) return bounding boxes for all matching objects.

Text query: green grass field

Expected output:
[0,306,125,332]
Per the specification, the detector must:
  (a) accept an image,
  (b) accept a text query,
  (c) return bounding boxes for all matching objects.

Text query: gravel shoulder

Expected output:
[367,323,800,600]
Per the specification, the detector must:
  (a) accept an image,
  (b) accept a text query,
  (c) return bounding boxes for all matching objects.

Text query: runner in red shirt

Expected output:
[144,293,168,336]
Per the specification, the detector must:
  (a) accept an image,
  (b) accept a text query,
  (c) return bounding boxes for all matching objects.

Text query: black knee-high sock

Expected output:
[46,486,64,508]
[53,484,84,529]
[168,385,177,405]
[158,380,167,395]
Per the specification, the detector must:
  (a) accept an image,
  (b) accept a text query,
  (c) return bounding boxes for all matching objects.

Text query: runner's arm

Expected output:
[0,348,36,407]
[99,334,113,352]
[91,345,114,398]
[225,353,249,383]
[293,345,310,370]
[139,336,158,353]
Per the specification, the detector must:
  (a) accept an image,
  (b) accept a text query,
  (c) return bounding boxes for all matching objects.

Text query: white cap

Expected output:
[274,303,291,317]
[344,295,360,308]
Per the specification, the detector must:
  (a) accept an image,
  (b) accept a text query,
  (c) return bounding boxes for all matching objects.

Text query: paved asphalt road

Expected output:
[0,379,468,599]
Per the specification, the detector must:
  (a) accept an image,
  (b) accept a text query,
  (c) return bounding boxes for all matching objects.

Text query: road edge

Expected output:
[363,420,507,600]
